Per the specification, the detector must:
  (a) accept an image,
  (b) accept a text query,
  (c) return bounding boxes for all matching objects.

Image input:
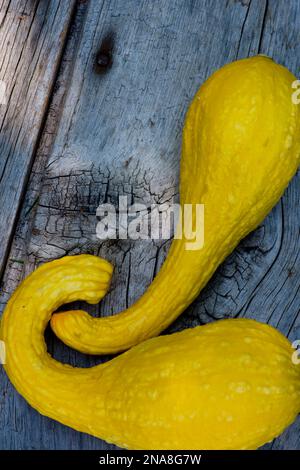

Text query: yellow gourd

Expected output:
[50,56,300,355]
[1,255,300,449]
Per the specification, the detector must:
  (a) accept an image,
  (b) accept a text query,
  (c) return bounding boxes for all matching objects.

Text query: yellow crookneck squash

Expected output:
[50,55,300,355]
[1,55,300,450]
[1,255,300,449]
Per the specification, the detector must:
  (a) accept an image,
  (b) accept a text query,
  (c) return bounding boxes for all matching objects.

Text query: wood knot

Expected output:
[95,33,114,74]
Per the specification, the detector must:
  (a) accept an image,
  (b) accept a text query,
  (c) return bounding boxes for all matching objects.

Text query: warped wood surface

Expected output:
[0,0,300,450]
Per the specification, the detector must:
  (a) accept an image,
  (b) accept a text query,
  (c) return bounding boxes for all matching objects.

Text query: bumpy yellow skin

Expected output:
[1,255,300,449]
[51,56,300,355]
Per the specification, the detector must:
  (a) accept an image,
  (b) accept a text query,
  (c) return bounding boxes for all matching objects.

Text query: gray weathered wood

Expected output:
[0,0,76,276]
[0,0,299,450]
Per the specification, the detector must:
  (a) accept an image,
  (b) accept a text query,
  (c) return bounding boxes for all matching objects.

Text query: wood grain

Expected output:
[0,0,76,276]
[0,0,299,450]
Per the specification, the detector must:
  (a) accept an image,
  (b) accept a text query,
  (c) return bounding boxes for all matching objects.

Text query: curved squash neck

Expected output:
[0,257,112,436]
[51,213,234,354]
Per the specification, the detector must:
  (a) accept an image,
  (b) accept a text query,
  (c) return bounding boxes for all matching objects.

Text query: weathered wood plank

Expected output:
[0,0,117,450]
[1,0,300,450]
[0,0,76,276]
